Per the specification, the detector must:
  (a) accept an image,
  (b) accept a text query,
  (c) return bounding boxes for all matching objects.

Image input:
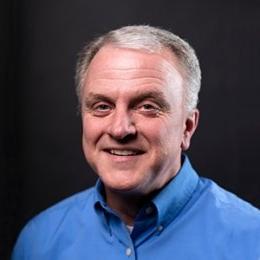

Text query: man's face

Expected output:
[81,45,198,196]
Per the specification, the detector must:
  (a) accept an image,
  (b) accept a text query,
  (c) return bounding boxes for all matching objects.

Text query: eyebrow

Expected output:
[84,91,171,110]
[129,91,171,110]
[84,93,114,107]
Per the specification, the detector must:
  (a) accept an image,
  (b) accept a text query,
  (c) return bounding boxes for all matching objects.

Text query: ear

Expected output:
[181,109,199,151]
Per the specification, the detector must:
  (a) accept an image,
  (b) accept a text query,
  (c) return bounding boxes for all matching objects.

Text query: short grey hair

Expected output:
[75,25,201,111]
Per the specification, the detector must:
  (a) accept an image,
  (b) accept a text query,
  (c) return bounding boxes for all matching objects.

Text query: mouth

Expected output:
[104,148,145,156]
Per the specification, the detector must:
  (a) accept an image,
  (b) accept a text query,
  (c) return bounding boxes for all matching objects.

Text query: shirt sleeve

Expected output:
[11,223,33,260]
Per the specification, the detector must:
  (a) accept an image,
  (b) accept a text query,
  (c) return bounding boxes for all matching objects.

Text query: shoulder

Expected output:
[12,187,96,259]
[199,177,260,236]
[179,177,260,258]
[31,186,95,225]
[201,178,260,217]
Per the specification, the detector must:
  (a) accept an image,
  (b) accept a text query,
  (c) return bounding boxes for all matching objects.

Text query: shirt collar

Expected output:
[94,179,107,207]
[152,155,199,227]
[93,155,199,227]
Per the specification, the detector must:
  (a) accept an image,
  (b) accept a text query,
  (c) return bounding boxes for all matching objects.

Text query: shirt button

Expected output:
[125,247,132,256]
[157,225,163,232]
[145,206,153,214]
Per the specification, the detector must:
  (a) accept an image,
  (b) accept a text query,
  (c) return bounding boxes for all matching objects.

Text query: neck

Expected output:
[105,188,154,225]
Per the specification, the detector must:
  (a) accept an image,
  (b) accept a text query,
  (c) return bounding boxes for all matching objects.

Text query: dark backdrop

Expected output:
[1,0,260,258]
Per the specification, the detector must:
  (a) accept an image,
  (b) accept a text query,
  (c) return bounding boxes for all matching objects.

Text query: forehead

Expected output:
[83,46,184,101]
[86,45,182,78]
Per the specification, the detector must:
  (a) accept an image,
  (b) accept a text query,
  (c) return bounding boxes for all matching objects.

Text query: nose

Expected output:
[107,108,137,141]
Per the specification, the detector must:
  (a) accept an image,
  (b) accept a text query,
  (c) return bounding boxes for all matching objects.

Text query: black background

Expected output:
[1,0,260,258]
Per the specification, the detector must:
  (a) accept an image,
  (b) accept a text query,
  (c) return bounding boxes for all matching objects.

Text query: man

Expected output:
[12,25,260,259]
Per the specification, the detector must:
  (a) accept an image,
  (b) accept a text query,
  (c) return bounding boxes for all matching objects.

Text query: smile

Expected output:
[104,149,144,156]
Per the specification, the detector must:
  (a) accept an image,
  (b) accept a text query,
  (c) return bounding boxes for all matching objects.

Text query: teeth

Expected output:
[110,149,138,156]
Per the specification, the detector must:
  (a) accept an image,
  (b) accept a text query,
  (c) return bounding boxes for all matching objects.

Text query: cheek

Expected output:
[82,118,100,167]
[140,117,184,151]
[139,118,170,146]
[82,116,102,143]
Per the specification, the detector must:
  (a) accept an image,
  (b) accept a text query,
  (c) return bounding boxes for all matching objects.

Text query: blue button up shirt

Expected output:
[12,156,260,259]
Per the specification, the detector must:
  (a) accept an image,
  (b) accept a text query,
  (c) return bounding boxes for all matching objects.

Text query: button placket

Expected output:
[125,247,132,256]
[157,225,163,232]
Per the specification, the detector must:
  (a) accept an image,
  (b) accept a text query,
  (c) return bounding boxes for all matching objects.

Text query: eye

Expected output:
[137,102,161,115]
[95,104,111,111]
[141,104,158,110]
[92,103,113,116]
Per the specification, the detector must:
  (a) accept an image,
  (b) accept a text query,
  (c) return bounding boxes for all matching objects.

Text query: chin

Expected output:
[103,177,143,194]
[97,166,151,193]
